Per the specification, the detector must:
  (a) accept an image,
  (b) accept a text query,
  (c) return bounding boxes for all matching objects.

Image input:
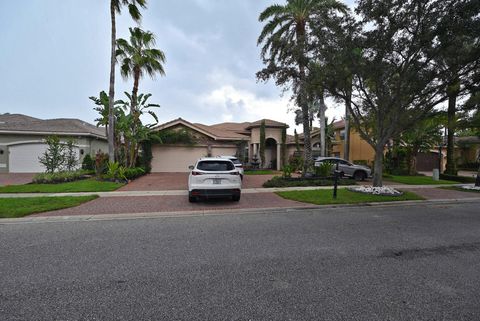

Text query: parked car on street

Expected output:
[314,157,371,181]
[217,155,244,178]
[188,158,242,202]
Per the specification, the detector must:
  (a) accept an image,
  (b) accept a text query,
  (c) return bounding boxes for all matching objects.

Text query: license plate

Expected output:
[213,178,221,185]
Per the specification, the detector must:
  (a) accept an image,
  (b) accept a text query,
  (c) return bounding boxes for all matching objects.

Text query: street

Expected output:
[1,201,480,320]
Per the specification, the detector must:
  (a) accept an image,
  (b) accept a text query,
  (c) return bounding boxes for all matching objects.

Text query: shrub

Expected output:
[95,151,109,176]
[82,154,95,170]
[38,136,65,173]
[440,174,476,183]
[33,170,93,184]
[282,164,293,178]
[315,162,333,177]
[288,155,303,172]
[458,162,480,170]
[105,162,127,181]
[263,176,353,188]
[124,167,146,180]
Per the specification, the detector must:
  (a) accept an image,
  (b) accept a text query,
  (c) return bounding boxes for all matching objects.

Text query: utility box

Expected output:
[432,168,440,181]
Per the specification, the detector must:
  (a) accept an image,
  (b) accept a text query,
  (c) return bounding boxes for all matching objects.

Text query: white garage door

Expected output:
[151,146,208,172]
[9,143,48,173]
[8,143,80,173]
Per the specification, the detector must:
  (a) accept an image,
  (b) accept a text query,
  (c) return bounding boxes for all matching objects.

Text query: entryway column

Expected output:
[277,143,281,171]
[253,143,258,157]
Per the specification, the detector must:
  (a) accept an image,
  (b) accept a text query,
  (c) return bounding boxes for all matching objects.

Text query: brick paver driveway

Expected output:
[0,173,35,186]
[120,173,277,191]
[35,192,309,217]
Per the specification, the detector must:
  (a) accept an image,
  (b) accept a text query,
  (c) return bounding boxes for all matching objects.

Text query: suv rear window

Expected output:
[197,161,234,171]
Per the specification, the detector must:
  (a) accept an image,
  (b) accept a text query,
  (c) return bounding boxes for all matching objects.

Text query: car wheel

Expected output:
[232,194,241,202]
[188,193,197,203]
[353,171,366,181]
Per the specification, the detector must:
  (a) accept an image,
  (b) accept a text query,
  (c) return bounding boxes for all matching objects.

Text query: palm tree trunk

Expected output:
[445,93,457,175]
[128,68,141,167]
[131,68,140,115]
[107,1,116,163]
[344,91,351,161]
[319,92,326,157]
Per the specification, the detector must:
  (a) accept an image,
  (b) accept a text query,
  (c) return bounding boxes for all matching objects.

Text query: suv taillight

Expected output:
[191,171,203,176]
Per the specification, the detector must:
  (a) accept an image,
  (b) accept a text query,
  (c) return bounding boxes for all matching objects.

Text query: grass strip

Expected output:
[0,195,98,218]
[0,179,123,193]
[383,175,457,185]
[277,188,423,205]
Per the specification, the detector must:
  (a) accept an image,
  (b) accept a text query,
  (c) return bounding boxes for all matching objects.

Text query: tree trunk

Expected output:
[475,164,480,187]
[344,93,351,161]
[408,149,418,176]
[445,93,457,175]
[131,68,140,115]
[373,143,384,187]
[107,1,116,163]
[319,92,326,157]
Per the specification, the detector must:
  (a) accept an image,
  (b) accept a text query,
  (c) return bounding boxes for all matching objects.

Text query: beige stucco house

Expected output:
[0,113,107,173]
[150,118,291,172]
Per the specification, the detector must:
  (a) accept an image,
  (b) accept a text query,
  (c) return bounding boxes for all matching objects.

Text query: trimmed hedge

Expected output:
[439,173,477,184]
[263,176,354,188]
[33,170,94,184]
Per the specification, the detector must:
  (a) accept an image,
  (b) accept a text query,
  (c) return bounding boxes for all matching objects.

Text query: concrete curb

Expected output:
[0,184,469,198]
[2,197,480,225]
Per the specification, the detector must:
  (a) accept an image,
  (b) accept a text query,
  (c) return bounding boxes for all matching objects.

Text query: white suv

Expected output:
[217,155,244,178]
[188,158,242,202]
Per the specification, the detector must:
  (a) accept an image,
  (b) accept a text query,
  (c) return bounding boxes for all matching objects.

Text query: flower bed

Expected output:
[459,185,480,191]
[348,185,403,196]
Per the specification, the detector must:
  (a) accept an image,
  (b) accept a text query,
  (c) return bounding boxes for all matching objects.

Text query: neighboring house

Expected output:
[455,136,480,166]
[150,118,289,172]
[0,113,107,173]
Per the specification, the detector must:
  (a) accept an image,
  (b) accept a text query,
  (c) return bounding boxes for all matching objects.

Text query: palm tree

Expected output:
[258,0,347,175]
[108,0,147,162]
[116,27,166,116]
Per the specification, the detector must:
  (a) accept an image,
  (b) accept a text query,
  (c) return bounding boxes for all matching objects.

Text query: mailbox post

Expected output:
[333,162,340,199]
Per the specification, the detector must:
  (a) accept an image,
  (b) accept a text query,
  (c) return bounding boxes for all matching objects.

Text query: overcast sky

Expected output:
[0,0,354,134]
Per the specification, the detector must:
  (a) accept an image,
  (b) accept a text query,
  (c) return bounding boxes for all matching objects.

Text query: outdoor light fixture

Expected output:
[0,149,3,155]
[80,149,84,155]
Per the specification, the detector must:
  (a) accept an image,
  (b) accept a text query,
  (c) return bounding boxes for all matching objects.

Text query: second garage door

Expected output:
[8,143,48,173]
[151,146,209,172]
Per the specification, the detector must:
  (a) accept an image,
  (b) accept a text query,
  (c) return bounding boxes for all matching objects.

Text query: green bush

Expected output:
[288,155,303,171]
[282,164,293,178]
[105,162,127,181]
[82,154,95,171]
[124,167,146,180]
[263,176,354,188]
[458,162,480,170]
[439,173,476,183]
[315,162,333,177]
[33,170,94,184]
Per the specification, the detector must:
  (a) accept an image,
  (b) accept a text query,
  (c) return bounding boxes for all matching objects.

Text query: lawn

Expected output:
[0,179,124,193]
[383,175,457,185]
[277,188,423,205]
[244,170,278,175]
[0,195,98,218]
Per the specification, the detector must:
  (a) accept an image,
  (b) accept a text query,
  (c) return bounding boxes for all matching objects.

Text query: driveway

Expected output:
[34,192,309,217]
[0,173,35,186]
[120,172,278,191]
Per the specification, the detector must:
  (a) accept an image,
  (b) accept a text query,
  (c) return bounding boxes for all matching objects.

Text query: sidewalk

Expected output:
[0,184,468,198]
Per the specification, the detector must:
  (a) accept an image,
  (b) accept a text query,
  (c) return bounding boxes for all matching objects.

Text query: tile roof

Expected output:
[155,118,289,141]
[0,113,106,139]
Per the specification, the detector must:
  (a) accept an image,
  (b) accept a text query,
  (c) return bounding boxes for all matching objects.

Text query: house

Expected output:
[0,113,107,173]
[150,118,290,172]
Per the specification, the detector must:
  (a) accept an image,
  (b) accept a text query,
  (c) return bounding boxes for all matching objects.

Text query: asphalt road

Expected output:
[1,201,480,321]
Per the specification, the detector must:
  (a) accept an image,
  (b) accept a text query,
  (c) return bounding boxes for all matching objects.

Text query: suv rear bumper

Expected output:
[190,189,241,199]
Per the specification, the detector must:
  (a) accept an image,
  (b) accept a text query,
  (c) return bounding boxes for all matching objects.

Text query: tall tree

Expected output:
[257,0,347,176]
[328,0,452,186]
[108,0,147,162]
[116,27,166,116]
[434,0,480,175]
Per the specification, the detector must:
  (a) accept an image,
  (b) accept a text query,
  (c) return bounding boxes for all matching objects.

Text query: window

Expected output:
[197,161,234,171]
[339,130,346,140]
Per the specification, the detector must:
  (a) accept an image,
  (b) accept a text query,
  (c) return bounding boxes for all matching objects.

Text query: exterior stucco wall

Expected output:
[0,133,107,173]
